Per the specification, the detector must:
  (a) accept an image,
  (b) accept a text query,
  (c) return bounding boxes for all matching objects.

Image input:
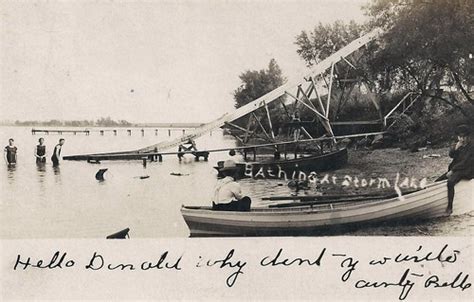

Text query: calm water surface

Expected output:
[1,126,472,238]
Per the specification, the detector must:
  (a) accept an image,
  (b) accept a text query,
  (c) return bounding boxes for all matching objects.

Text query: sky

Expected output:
[0,0,368,123]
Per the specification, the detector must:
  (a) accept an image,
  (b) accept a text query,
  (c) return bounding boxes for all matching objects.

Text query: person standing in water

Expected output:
[35,137,47,164]
[51,138,65,166]
[4,138,17,165]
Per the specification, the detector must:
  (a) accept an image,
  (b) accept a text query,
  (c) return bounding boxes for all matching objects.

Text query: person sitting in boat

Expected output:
[438,125,474,214]
[4,138,17,165]
[35,137,46,164]
[212,160,251,212]
[178,138,197,160]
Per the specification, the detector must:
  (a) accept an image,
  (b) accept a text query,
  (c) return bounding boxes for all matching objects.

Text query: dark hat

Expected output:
[455,125,471,136]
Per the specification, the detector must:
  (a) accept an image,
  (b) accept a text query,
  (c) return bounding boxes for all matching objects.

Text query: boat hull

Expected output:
[181,179,473,236]
[215,148,348,179]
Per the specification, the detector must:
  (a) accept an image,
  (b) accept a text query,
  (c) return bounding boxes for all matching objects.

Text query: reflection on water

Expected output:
[0,126,472,238]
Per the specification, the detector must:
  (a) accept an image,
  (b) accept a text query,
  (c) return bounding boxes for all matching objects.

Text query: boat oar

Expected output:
[267,189,421,208]
[263,189,420,202]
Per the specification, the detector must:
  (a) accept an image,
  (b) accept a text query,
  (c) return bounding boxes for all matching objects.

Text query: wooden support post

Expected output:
[326,62,335,117]
[141,129,145,136]
[158,154,163,162]
[142,157,147,168]
[297,85,317,110]
[310,77,326,116]
[168,129,171,136]
[341,56,357,70]
[285,91,328,121]
[251,112,274,142]
[243,114,254,143]
[253,148,257,161]
[155,129,158,136]
[279,100,291,119]
[300,127,313,139]
[264,101,275,139]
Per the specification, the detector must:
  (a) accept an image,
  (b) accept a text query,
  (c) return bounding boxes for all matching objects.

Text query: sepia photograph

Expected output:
[0,0,473,300]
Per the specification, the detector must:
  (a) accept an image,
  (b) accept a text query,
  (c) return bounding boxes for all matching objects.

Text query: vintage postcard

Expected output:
[1,0,472,300]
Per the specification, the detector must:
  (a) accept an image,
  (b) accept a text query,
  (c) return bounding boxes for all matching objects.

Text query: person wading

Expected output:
[35,137,47,164]
[4,138,17,165]
[212,160,251,211]
[437,125,474,214]
[51,138,65,167]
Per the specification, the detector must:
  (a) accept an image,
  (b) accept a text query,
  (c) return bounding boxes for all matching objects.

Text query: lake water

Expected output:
[1,126,472,238]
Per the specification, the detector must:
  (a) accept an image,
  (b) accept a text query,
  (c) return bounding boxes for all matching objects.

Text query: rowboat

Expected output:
[214,147,348,179]
[180,179,473,236]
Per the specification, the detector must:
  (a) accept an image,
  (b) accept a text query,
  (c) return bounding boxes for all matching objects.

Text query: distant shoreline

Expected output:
[0,122,205,128]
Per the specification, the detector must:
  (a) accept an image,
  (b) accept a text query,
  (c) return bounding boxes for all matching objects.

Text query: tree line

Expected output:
[11,117,132,127]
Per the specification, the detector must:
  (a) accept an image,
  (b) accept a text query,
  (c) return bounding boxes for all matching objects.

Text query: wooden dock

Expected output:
[31,127,208,137]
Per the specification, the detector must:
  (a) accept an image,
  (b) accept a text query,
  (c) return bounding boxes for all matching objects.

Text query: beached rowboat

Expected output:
[180,179,473,236]
[215,147,348,179]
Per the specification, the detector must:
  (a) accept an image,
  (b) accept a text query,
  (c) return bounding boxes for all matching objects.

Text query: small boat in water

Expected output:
[181,179,473,237]
[214,147,348,179]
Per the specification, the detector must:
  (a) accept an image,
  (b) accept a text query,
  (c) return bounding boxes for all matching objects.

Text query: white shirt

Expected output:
[213,176,243,204]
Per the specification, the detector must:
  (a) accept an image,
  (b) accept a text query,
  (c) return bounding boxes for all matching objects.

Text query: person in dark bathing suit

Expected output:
[4,138,17,165]
[51,138,65,166]
[35,137,46,163]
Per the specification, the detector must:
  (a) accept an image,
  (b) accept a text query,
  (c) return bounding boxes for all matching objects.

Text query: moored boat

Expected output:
[180,179,473,236]
[214,147,348,179]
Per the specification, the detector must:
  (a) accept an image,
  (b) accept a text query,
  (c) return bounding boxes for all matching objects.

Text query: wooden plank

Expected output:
[251,112,274,142]
[264,101,276,139]
[341,56,357,70]
[326,62,335,118]
[300,127,313,139]
[297,85,317,110]
[284,91,327,121]
[310,77,326,116]
[243,114,254,143]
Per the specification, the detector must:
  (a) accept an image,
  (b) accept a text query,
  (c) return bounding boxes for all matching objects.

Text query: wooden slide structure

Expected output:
[64,29,383,162]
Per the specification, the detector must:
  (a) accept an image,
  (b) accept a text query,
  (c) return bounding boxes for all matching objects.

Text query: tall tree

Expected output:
[295,20,365,67]
[233,59,286,109]
[364,0,474,109]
